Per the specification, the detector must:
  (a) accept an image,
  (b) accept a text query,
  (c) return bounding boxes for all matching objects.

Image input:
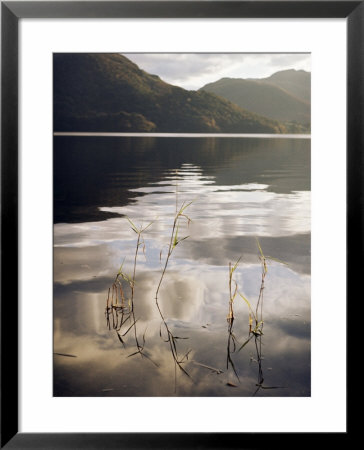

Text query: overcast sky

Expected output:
[123,53,311,90]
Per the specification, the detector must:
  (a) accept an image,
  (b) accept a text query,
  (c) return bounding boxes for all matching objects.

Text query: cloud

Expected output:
[123,53,311,89]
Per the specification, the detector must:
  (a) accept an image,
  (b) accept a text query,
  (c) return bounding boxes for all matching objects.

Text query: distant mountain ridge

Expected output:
[263,69,311,103]
[54,53,289,134]
[200,69,310,129]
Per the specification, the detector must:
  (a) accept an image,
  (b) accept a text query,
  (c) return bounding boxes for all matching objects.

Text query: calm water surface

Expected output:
[54,136,310,396]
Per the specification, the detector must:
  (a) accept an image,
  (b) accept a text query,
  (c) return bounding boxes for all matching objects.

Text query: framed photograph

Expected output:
[2,1,358,448]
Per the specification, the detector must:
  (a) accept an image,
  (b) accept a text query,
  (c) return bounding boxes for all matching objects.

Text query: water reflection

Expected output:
[54,255,310,396]
[55,163,309,246]
[54,136,310,223]
[54,136,310,396]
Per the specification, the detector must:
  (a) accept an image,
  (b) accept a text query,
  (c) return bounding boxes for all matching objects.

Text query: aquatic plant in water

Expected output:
[226,239,287,393]
[154,199,193,388]
[105,218,157,366]
[104,203,287,393]
[105,172,194,389]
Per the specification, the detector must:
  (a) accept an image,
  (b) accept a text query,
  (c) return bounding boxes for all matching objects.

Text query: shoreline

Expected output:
[53,132,311,139]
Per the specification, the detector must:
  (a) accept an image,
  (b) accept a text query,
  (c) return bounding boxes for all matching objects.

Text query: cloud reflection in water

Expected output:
[54,141,310,396]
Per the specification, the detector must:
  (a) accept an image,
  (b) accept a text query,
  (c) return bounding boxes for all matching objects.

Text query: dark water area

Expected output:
[54,136,311,396]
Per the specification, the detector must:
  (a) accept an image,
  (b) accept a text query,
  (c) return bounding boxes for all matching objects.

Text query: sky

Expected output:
[123,53,311,90]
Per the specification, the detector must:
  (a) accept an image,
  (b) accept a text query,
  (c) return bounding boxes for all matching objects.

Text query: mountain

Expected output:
[200,69,310,129]
[264,69,311,103]
[54,53,287,134]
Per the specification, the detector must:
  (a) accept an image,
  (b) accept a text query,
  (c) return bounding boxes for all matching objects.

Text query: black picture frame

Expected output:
[1,1,358,448]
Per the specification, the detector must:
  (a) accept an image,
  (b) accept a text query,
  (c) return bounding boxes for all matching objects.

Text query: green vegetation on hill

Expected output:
[264,69,311,104]
[54,53,287,133]
[201,69,310,131]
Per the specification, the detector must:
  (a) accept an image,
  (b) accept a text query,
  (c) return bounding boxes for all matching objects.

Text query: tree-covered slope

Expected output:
[54,53,287,133]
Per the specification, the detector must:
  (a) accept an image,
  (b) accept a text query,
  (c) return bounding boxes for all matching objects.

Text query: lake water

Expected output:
[54,136,310,396]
